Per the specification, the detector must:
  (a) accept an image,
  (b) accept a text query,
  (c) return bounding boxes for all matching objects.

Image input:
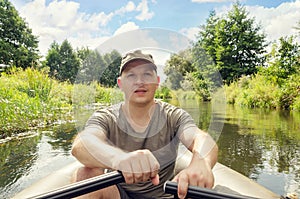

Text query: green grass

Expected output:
[225,74,300,111]
[0,68,122,139]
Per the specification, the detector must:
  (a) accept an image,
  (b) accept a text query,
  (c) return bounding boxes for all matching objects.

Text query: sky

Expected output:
[9,0,300,60]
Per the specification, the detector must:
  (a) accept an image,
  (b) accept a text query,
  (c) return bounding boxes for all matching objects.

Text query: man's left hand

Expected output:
[172,155,214,199]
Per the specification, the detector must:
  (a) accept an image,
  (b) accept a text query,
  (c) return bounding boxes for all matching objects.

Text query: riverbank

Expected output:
[0,68,123,139]
[1,67,300,139]
[225,73,300,111]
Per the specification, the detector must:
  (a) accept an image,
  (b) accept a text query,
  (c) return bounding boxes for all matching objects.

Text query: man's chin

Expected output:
[129,98,154,106]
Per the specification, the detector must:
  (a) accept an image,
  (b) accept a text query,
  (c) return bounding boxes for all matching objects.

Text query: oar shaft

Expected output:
[28,171,124,199]
[164,181,259,199]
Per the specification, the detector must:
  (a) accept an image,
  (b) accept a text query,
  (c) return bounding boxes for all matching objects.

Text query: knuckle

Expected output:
[134,173,143,181]
[124,173,134,184]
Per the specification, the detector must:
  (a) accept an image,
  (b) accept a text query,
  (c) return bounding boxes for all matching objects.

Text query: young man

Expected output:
[71,50,218,199]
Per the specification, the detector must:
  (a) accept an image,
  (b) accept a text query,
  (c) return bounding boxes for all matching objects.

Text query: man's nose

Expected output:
[135,75,145,84]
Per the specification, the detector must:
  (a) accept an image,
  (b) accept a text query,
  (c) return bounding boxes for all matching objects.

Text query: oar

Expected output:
[164,181,259,199]
[28,172,259,199]
[27,171,124,199]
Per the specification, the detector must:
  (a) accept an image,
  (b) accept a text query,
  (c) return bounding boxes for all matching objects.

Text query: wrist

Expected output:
[192,150,213,168]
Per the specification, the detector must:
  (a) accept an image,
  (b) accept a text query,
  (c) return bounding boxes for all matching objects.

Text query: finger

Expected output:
[151,174,160,185]
[189,173,199,187]
[147,154,160,178]
[204,175,214,188]
[172,174,179,182]
[122,163,134,184]
[177,173,189,199]
[139,156,151,181]
[131,159,143,183]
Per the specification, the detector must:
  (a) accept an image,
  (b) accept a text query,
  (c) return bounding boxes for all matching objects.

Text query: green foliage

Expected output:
[0,68,71,138]
[164,51,193,90]
[75,48,106,83]
[0,67,125,138]
[45,40,80,83]
[172,89,198,100]
[155,86,172,100]
[75,49,121,87]
[226,72,300,111]
[99,50,122,87]
[234,75,280,109]
[278,74,300,110]
[259,36,300,86]
[0,0,39,69]
[195,2,266,84]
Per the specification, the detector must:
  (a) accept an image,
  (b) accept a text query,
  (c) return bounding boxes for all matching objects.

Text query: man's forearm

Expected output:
[187,129,218,168]
[71,129,125,169]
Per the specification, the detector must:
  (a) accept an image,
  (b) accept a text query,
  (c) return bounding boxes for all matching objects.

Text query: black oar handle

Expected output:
[28,171,125,199]
[164,181,259,199]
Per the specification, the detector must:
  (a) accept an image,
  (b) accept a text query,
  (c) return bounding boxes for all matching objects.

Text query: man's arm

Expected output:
[72,127,126,168]
[174,127,218,198]
[71,127,160,184]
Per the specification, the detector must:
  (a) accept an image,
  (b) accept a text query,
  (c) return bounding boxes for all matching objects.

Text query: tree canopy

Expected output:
[45,40,80,83]
[76,48,121,87]
[194,2,267,84]
[0,0,39,69]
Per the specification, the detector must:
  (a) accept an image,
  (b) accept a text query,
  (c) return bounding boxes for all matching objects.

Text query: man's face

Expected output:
[118,60,160,105]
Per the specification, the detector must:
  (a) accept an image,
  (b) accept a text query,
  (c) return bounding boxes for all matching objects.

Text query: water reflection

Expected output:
[0,134,41,195]
[0,123,77,199]
[208,104,300,196]
[45,122,77,153]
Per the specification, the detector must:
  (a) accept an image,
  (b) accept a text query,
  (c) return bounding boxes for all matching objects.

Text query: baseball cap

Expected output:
[120,50,157,74]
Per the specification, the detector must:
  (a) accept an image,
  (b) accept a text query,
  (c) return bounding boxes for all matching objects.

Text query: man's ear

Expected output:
[117,77,122,89]
[157,76,160,84]
[156,76,160,89]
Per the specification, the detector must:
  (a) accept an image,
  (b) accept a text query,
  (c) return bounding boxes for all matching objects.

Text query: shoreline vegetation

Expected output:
[1,67,299,139]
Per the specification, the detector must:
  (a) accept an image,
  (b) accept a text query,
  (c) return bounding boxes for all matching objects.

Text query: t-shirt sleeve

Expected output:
[84,110,111,136]
[173,108,197,137]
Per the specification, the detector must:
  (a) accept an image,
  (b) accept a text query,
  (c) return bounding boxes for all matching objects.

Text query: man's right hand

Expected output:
[112,149,160,185]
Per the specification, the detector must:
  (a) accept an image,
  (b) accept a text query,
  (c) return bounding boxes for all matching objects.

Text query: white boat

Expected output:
[13,150,280,199]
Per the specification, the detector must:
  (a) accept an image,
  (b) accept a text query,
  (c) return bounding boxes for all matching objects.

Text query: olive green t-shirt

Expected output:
[85,100,196,198]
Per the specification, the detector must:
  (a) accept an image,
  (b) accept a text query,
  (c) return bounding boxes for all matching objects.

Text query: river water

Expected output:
[0,100,299,198]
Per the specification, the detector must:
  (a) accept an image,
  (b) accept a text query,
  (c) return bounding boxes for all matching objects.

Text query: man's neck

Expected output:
[122,100,156,132]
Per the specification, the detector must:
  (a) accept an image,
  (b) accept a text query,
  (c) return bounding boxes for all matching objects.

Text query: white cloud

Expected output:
[246,2,300,42]
[135,0,154,21]
[16,0,115,55]
[215,1,300,43]
[180,27,200,41]
[115,1,136,15]
[114,22,139,36]
[12,0,156,55]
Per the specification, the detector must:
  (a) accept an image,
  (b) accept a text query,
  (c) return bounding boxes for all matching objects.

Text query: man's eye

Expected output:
[127,74,136,79]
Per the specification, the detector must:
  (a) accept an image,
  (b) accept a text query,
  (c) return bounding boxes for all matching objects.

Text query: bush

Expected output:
[226,75,281,109]
[278,74,300,110]
[155,86,173,100]
[0,68,71,138]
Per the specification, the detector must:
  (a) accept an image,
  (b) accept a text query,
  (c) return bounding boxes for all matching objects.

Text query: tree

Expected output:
[195,11,219,64]
[259,36,300,85]
[195,2,267,84]
[164,50,194,90]
[0,0,39,69]
[45,40,80,83]
[99,50,122,87]
[76,48,121,87]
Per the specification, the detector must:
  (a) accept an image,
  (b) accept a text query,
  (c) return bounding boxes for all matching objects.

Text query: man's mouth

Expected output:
[134,88,147,93]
